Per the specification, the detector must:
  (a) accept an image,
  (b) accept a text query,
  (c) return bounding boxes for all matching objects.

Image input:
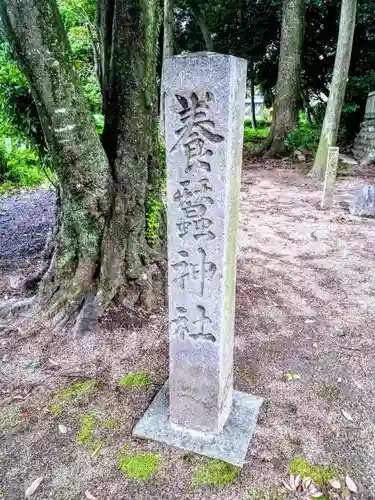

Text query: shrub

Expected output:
[243,123,270,150]
[286,122,321,152]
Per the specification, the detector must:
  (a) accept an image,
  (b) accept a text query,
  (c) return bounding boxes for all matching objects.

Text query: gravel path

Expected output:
[0,189,56,273]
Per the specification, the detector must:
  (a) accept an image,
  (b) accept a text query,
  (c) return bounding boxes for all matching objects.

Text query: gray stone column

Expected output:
[321,146,339,209]
[133,53,262,466]
[164,53,246,433]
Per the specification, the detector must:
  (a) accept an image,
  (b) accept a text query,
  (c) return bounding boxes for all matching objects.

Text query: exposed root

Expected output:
[0,296,35,318]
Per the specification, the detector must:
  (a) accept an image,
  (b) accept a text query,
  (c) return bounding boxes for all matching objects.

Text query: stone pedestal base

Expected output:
[132,382,263,467]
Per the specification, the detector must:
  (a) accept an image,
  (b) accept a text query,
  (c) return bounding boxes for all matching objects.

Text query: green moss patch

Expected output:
[48,404,61,417]
[100,418,122,430]
[77,414,102,456]
[193,459,239,487]
[289,457,336,489]
[118,449,159,480]
[119,372,150,389]
[54,379,97,403]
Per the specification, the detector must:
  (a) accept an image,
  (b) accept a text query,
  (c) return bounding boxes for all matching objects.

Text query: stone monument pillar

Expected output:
[133,53,262,466]
[321,146,339,209]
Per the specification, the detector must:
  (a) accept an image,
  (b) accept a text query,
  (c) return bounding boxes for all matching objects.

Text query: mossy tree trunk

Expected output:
[0,0,164,336]
[309,0,357,178]
[259,0,305,157]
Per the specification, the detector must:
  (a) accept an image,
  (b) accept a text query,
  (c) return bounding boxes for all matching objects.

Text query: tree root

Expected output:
[0,297,35,319]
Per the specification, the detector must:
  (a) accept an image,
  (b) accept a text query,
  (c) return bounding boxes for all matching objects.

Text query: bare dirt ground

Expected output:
[1,160,375,500]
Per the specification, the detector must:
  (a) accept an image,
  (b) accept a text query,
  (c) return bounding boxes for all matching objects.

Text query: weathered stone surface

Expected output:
[133,382,263,467]
[133,52,262,466]
[353,92,375,161]
[162,52,247,434]
[321,147,339,209]
[350,185,375,217]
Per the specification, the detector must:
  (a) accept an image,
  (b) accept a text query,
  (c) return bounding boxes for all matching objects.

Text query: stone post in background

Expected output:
[133,53,262,466]
[321,146,340,209]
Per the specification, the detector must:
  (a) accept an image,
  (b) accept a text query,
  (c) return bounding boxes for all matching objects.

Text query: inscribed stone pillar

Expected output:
[321,146,339,209]
[164,53,245,433]
[133,53,262,466]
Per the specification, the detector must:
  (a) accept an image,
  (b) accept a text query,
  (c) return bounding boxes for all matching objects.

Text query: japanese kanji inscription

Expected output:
[133,53,263,468]
[164,53,248,434]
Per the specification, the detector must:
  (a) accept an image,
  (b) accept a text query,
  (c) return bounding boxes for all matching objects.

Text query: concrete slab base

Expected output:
[132,382,263,467]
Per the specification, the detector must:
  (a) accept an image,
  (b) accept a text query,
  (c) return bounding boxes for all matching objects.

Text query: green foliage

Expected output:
[146,198,163,243]
[58,0,96,29]
[119,372,150,389]
[286,122,321,152]
[54,379,97,403]
[0,130,49,193]
[68,26,92,63]
[289,457,336,490]
[243,123,270,150]
[193,459,239,487]
[118,447,160,480]
[83,77,102,115]
[0,43,46,152]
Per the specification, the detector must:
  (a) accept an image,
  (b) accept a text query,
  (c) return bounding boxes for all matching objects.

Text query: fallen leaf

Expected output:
[25,476,43,498]
[329,478,342,489]
[58,423,67,434]
[341,409,353,422]
[20,409,33,418]
[342,486,351,499]
[346,475,358,493]
[283,372,301,382]
[91,444,102,457]
[85,490,98,500]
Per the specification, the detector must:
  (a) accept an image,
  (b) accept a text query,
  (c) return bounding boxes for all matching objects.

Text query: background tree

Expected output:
[310,0,357,177]
[160,0,174,139]
[259,0,305,156]
[0,0,164,336]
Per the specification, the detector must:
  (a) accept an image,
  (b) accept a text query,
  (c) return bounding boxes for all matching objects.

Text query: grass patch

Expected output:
[118,448,159,480]
[193,459,239,487]
[289,456,336,490]
[54,379,97,403]
[119,372,150,389]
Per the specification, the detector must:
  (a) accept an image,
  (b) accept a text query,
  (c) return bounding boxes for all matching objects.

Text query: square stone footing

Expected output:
[132,382,263,467]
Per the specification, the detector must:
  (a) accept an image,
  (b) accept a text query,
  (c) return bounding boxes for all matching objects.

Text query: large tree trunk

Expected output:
[249,59,257,129]
[163,0,174,58]
[0,0,164,336]
[160,0,174,139]
[309,0,357,178]
[195,15,214,51]
[260,0,305,157]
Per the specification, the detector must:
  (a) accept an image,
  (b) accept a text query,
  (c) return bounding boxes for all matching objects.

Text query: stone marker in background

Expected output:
[350,185,375,217]
[321,147,340,209]
[133,52,263,466]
